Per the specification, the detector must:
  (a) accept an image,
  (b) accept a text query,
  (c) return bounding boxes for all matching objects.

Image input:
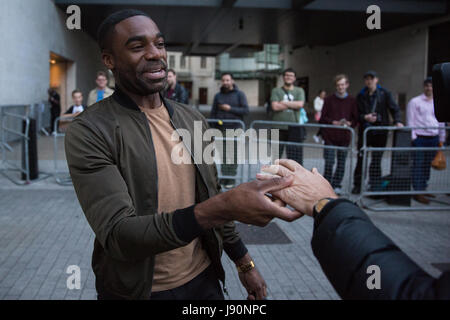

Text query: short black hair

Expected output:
[72,89,82,96]
[282,68,296,77]
[167,68,176,75]
[97,9,151,51]
[221,72,233,79]
[424,76,432,85]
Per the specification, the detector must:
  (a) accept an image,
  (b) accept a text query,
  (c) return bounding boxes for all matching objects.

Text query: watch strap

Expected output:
[237,260,255,273]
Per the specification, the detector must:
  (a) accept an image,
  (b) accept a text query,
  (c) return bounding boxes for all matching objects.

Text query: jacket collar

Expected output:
[112,86,174,117]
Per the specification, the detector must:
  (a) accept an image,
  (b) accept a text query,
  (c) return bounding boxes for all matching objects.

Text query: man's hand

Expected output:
[395,122,404,128]
[194,176,303,229]
[235,253,267,300]
[219,104,231,111]
[364,113,377,123]
[256,159,337,216]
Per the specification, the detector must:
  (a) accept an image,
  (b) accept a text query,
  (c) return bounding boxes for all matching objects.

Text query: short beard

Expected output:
[117,72,168,96]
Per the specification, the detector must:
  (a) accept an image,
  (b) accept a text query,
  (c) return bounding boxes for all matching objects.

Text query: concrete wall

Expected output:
[0,0,104,111]
[286,23,429,121]
[233,79,260,107]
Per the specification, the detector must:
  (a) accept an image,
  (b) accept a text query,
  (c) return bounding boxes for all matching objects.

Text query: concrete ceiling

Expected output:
[55,0,449,56]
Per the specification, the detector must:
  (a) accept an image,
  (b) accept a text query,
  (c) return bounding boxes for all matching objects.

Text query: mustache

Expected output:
[140,60,167,73]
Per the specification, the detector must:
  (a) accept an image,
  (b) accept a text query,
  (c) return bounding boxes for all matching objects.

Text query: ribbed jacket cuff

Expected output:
[172,205,205,243]
[224,239,248,262]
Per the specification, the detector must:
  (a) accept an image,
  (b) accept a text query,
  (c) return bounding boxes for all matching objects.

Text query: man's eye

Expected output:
[131,45,143,50]
[157,42,165,48]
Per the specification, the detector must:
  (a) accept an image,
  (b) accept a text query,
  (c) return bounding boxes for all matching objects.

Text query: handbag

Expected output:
[431,142,446,170]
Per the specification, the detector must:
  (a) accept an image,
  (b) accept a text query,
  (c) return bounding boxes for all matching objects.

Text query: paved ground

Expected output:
[0,134,449,300]
[0,180,449,300]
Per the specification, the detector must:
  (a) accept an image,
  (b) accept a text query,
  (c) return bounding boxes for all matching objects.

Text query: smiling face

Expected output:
[335,78,349,95]
[101,15,168,96]
[283,71,296,86]
[72,92,83,106]
[96,75,108,89]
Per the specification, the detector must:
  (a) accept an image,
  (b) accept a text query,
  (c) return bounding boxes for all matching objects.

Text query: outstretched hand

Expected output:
[194,175,304,229]
[256,159,337,217]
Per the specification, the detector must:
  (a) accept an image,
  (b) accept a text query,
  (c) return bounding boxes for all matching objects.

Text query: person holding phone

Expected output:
[352,71,403,194]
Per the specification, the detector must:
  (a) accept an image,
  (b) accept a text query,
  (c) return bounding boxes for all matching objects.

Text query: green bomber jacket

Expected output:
[64,87,248,299]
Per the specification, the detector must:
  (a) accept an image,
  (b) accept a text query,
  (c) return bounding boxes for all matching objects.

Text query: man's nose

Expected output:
[143,44,164,60]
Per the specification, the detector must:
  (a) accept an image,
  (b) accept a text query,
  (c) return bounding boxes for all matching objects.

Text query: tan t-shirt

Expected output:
[139,104,211,292]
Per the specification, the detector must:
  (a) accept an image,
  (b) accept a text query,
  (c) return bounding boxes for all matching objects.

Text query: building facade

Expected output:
[0,0,104,112]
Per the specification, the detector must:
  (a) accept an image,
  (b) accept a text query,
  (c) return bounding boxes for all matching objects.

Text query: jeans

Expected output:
[412,135,439,191]
[323,147,348,189]
[50,106,61,132]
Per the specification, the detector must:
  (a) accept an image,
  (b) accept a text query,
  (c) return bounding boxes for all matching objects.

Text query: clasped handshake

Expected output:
[194,159,338,229]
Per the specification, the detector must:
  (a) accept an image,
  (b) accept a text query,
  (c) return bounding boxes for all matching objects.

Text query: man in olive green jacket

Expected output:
[65,9,300,300]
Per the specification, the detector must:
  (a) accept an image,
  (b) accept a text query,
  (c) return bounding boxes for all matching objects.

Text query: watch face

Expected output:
[316,199,330,213]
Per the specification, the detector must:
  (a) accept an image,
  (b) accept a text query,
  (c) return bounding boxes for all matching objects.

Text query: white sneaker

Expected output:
[313,135,320,144]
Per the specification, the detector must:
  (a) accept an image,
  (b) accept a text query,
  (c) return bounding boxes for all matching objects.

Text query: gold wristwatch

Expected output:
[237,260,255,273]
[313,198,333,217]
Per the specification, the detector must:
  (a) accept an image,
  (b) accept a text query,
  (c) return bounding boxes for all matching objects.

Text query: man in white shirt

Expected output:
[64,89,85,116]
[313,89,326,143]
[406,77,446,204]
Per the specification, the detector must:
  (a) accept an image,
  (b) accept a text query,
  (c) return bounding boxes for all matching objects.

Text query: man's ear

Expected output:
[101,51,115,70]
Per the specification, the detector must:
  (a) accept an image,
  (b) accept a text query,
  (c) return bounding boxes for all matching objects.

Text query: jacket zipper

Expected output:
[140,111,158,299]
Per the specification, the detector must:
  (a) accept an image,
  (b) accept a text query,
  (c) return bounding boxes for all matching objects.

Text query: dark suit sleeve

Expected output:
[311,199,450,299]
[386,90,402,124]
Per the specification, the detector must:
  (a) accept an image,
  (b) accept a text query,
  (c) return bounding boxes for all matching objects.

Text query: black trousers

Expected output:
[353,130,388,189]
[50,106,60,133]
[323,147,348,189]
[97,264,224,300]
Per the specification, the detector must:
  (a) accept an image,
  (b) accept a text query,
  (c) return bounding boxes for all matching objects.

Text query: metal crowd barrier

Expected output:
[359,126,450,211]
[0,105,31,184]
[53,116,76,185]
[30,101,51,136]
[248,121,356,196]
[0,105,50,185]
[206,119,246,188]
